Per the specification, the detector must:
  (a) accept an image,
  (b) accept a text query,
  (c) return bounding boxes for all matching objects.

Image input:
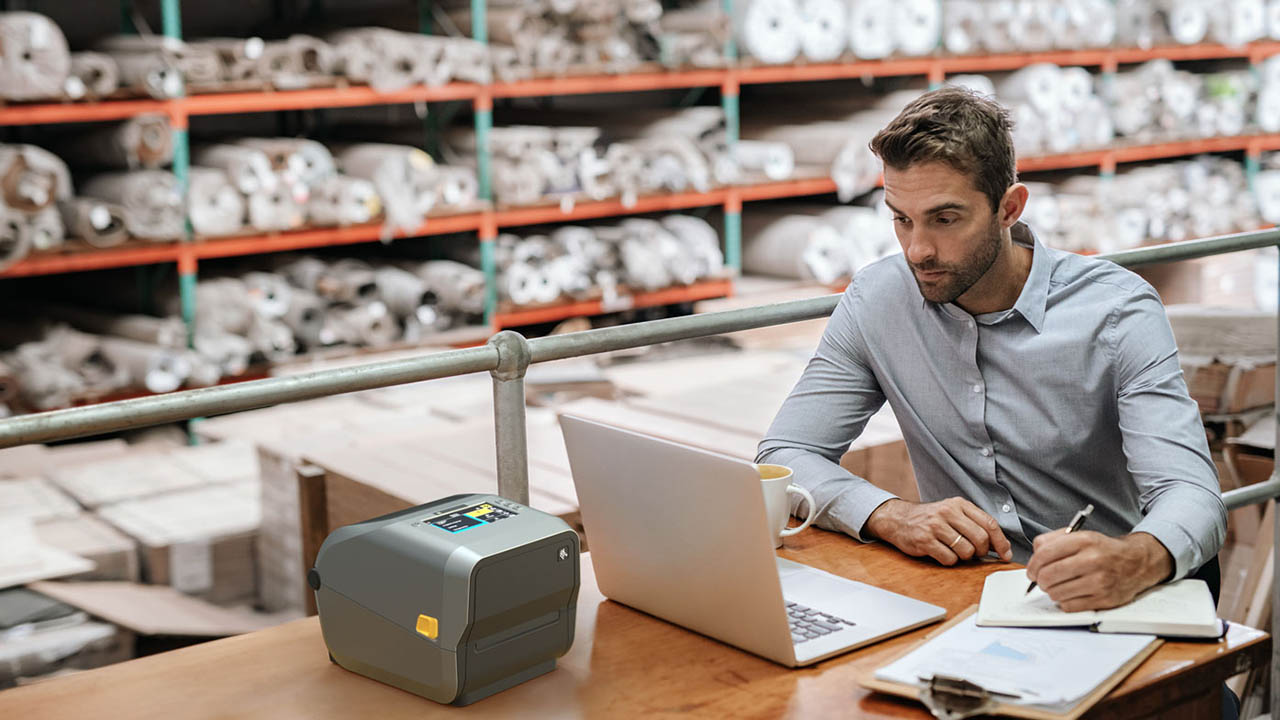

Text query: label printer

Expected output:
[308,493,580,705]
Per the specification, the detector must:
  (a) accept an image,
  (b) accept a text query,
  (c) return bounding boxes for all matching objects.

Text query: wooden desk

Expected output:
[0,530,1267,719]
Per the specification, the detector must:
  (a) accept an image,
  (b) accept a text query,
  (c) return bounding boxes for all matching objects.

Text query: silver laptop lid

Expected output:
[559,413,795,664]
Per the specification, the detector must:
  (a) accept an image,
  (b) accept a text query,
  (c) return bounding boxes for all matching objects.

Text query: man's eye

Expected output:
[894,216,910,225]
[936,216,955,225]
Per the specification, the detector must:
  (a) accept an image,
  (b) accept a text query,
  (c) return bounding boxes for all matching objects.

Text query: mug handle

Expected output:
[780,483,817,537]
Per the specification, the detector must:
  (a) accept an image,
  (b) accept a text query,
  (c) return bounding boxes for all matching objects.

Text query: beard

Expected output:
[909,217,1003,305]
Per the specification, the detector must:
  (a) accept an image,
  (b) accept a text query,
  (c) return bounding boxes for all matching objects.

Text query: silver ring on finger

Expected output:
[948,534,964,549]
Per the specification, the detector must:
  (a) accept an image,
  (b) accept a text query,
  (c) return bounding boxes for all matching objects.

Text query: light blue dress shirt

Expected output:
[757,223,1225,579]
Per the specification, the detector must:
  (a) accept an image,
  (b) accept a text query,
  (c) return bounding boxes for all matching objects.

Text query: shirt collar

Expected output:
[1008,222,1048,334]
[922,221,1049,334]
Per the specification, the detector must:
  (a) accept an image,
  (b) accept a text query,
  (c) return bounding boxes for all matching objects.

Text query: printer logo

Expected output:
[558,547,569,562]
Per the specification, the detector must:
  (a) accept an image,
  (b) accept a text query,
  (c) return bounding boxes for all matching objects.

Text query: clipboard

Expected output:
[858,606,1163,720]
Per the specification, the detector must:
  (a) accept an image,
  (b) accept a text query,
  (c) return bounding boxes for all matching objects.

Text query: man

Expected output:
[756,87,1226,615]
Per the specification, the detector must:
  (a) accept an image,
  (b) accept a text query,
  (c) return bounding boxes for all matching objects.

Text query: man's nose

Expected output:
[906,232,935,265]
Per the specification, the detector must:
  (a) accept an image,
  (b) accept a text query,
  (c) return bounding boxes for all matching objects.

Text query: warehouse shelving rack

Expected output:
[4,0,1280,400]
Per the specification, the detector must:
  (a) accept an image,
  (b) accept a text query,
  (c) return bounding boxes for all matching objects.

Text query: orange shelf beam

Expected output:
[0,97,170,126]
[0,243,182,277]
[494,277,734,328]
[491,68,729,98]
[180,83,478,115]
[192,213,484,260]
[493,190,729,228]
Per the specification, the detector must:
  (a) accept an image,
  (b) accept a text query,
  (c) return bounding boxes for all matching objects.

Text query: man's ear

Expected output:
[1000,183,1029,229]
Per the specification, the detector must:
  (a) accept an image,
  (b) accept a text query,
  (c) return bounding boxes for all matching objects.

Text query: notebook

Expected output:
[977,569,1222,638]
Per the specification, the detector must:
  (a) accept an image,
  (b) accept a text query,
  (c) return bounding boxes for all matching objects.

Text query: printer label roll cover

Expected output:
[312,493,581,706]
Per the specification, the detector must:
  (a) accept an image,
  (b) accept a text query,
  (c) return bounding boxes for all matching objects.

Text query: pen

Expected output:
[1025,503,1094,595]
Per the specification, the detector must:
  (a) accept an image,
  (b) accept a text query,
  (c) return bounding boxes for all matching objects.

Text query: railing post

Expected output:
[1272,252,1279,712]
[487,330,531,505]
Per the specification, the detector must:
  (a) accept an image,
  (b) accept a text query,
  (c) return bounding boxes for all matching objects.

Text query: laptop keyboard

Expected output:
[786,601,857,644]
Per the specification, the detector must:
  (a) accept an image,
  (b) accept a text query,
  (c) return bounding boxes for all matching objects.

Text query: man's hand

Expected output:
[1025,531,1173,612]
[864,497,1013,565]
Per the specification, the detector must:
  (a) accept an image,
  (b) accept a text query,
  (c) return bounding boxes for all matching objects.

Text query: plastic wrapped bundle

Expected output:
[57,197,128,248]
[24,205,64,251]
[97,336,191,394]
[894,0,941,56]
[97,47,183,99]
[79,171,184,241]
[410,260,487,319]
[798,0,847,61]
[734,140,795,181]
[0,207,31,272]
[661,214,725,280]
[0,12,71,101]
[324,302,399,347]
[442,37,491,84]
[281,288,327,349]
[374,266,441,332]
[187,167,246,237]
[329,28,421,92]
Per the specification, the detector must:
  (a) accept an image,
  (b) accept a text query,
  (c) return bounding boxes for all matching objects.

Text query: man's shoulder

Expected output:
[847,253,914,300]
[1048,247,1154,299]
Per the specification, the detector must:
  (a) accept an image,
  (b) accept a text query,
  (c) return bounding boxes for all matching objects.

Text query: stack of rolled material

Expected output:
[1248,151,1280,224]
[0,144,71,270]
[654,3,730,69]
[48,114,173,170]
[66,52,121,100]
[330,143,439,233]
[1029,157,1259,253]
[78,170,184,241]
[740,199,897,285]
[445,214,723,307]
[994,64,1113,155]
[1105,60,1254,142]
[726,0,942,64]
[0,321,214,411]
[944,0,1115,55]
[445,0,662,80]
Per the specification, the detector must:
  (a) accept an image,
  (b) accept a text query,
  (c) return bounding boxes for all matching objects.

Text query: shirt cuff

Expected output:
[1129,516,1200,581]
[763,448,900,542]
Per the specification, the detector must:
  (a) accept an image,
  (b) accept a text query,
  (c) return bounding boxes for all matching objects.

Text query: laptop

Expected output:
[558,413,946,667]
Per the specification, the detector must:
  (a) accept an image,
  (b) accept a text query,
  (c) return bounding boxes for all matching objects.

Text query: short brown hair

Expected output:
[869,86,1016,212]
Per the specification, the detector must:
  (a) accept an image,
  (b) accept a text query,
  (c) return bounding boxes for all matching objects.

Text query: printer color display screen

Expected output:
[427,503,517,533]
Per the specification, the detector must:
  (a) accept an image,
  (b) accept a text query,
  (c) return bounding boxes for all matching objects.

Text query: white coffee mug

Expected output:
[758,464,816,548]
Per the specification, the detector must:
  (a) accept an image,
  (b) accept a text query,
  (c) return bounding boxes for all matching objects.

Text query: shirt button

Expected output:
[981,447,992,457]
[971,384,982,393]
[1001,504,1012,513]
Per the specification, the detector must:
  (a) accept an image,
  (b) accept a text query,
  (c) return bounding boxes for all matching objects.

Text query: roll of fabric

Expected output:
[307,175,381,226]
[1208,0,1265,45]
[799,0,848,61]
[246,178,306,232]
[661,214,724,280]
[734,0,802,64]
[97,336,191,394]
[894,0,941,56]
[325,301,399,347]
[373,266,440,331]
[0,144,71,215]
[999,63,1062,115]
[0,206,31,271]
[742,211,850,284]
[0,12,71,101]
[1165,0,1210,44]
[51,114,173,170]
[435,166,480,208]
[442,37,491,84]
[79,171,184,241]
[410,260,487,318]
[242,271,292,319]
[189,36,264,82]
[280,288,327,349]
[847,0,896,59]
[332,143,438,232]
[942,0,984,55]
[329,28,420,92]
[249,35,334,89]
[193,143,277,195]
[57,197,128,248]
[1116,0,1158,49]
[102,49,184,99]
[733,140,795,180]
[187,167,246,237]
[45,305,186,349]
[68,51,119,99]
[194,330,252,378]
[821,203,896,272]
[234,137,336,195]
[24,205,64,251]
[98,33,219,86]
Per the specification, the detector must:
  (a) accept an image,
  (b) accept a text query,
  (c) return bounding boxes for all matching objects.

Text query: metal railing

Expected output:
[1,226,1278,705]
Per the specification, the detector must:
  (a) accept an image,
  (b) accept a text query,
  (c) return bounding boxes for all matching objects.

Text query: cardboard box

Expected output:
[0,477,82,523]
[96,484,260,606]
[1184,361,1276,415]
[35,514,139,582]
[0,439,129,479]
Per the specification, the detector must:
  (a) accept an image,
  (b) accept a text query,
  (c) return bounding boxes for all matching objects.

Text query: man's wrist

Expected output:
[1125,531,1175,588]
[863,498,906,541]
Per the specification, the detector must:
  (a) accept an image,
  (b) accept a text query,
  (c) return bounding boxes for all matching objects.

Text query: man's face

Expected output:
[882,161,1004,305]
